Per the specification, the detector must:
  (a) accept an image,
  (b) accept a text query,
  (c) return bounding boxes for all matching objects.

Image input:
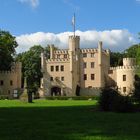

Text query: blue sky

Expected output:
[0,0,140,52]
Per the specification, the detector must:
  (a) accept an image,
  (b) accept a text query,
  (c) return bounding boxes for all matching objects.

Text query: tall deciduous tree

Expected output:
[16,45,44,98]
[0,30,18,70]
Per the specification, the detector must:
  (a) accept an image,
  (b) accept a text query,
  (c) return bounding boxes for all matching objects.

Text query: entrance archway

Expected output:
[51,86,61,96]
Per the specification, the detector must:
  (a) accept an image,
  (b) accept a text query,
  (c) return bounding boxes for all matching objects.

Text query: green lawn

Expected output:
[0,100,140,140]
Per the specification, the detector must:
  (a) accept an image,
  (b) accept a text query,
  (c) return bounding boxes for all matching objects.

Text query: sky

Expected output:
[0,0,140,53]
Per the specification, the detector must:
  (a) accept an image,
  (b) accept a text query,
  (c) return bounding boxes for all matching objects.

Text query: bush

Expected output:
[99,87,134,112]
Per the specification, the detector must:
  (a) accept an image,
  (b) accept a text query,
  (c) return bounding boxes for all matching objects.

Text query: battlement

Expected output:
[110,65,138,70]
[123,58,136,66]
[123,58,136,61]
[69,35,80,39]
[80,48,109,54]
[81,48,98,53]
[46,58,70,62]
[54,49,69,54]
[0,62,21,74]
[0,70,17,74]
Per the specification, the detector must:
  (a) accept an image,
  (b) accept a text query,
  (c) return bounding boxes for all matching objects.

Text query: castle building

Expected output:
[0,62,22,98]
[40,35,137,97]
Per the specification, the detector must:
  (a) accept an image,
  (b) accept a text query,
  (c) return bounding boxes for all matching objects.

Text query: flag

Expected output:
[72,14,75,26]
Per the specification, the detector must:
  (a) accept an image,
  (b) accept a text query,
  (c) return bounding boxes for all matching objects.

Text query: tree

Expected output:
[110,52,124,67]
[16,45,44,100]
[0,30,18,70]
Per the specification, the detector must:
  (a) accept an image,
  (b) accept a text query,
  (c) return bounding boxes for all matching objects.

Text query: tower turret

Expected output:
[98,41,104,87]
[50,44,55,59]
[68,35,80,95]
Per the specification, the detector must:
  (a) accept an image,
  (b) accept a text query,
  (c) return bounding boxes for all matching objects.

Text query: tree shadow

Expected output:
[0,105,140,140]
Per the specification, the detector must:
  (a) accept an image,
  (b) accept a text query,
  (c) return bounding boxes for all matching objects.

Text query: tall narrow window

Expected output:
[91,74,95,80]
[91,62,95,68]
[84,74,87,80]
[57,55,60,58]
[8,90,10,95]
[123,75,126,81]
[123,87,126,92]
[50,66,54,72]
[83,53,87,57]
[91,53,95,57]
[83,62,87,68]
[10,80,13,86]
[56,66,59,71]
[61,65,64,71]
[50,77,53,81]
[64,54,67,58]
[0,80,4,86]
[61,77,64,81]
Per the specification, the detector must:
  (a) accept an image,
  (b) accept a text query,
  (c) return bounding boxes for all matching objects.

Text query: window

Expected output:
[83,53,87,57]
[10,80,13,86]
[50,77,53,81]
[91,53,95,57]
[91,62,95,68]
[83,62,87,68]
[123,87,126,92]
[61,77,64,81]
[56,66,59,71]
[61,65,64,71]
[50,66,54,72]
[84,74,87,80]
[8,90,10,95]
[55,77,60,81]
[57,55,60,58]
[64,54,67,58]
[91,74,95,80]
[108,70,113,74]
[0,80,4,86]
[123,75,126,81]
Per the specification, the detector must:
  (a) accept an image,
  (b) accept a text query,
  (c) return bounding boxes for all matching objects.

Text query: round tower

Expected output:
[50,44,55,59]
[116,58,137,95]
[68,35,80,96]
[69,36,80,51]
[123,58,136,66]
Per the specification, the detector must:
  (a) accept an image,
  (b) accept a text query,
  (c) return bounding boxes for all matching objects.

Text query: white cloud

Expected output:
[16,30,137,53]
[18,0,39,8]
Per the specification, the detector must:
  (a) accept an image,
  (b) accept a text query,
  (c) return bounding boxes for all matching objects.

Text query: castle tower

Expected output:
[15,62,22,88]
[116,58,136,95]
[68,35,80,95]
[98,41,104,87]
[50,44,55,59]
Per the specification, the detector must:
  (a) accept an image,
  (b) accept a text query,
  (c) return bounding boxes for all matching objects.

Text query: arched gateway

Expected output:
[51,86,61,96]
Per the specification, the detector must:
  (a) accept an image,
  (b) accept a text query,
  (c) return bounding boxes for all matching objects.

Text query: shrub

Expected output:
[99,87,134,112]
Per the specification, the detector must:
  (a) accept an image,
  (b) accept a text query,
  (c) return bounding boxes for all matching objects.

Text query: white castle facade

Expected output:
[40,35,137,97]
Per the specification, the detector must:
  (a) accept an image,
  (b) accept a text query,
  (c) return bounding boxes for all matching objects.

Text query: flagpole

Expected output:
[74,13,75,37]
[72,13,76,37]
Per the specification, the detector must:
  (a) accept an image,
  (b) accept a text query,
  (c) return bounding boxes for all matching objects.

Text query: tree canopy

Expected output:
[0,30,18,70]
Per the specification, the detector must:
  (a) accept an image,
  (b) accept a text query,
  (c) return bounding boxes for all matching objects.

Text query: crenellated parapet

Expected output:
[0,62,22,74]
[46,58,70,62]
[123,58,136,66]
[0,71,17,74]
[80,48,98,53]
[110,65,138,70]
[69,35,80,40]
[54,49,69,54]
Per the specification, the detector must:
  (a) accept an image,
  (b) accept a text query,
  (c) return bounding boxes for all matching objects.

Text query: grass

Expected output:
[0,100,140,140]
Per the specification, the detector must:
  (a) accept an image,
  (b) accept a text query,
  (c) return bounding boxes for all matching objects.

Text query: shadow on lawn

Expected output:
[0,105,140,140]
